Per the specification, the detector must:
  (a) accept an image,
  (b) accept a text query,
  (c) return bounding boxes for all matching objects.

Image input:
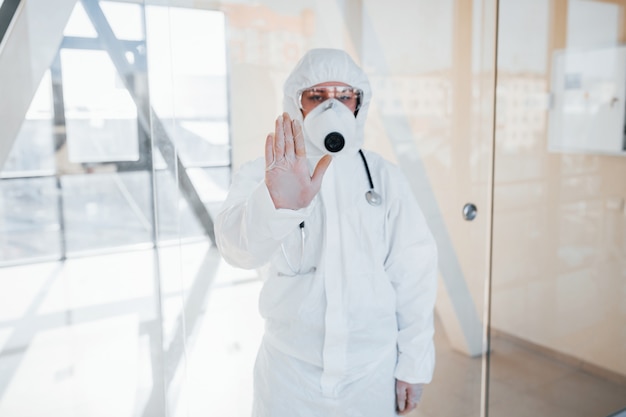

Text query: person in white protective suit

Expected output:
[215,48,438,417]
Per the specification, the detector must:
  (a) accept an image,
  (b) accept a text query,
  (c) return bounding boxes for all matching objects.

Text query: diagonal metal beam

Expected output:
[0,0,20,45]
[80,0,216,244]
[0,0,77,171]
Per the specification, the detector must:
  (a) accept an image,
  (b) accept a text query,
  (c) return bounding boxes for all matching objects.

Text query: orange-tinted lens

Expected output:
[299,86,362,112]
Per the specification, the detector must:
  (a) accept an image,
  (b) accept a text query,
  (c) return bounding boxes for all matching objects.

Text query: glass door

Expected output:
[489,0,626,415]
[357,1,497,416]
[167,0,499,416]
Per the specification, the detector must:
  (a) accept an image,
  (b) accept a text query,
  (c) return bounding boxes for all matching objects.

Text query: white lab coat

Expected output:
[215,149,438,417]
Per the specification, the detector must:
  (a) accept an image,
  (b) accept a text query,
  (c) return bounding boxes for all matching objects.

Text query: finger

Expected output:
[398,404,414,416]
[274,115,285,158]
[265,133,275,170]
[396,384,407,413]
[407,384,423,406]
[293,119,306,158]
[310,155,332,190]
[406,400,416,411]
[283,112,295,158]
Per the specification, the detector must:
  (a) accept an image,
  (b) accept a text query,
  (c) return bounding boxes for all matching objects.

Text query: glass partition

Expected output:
[357,1,497,416]
[1,0,234,411]
[0,0,496,416]
[489,0,626,415]
[160,1,497,416]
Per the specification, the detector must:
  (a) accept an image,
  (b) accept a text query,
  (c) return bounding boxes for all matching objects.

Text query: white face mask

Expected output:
[303,99,358,156]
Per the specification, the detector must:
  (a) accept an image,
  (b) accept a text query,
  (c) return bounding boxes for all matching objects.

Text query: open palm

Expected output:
[265,112,332,210]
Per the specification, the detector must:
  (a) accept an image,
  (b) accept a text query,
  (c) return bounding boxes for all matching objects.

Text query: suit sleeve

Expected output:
[384,171,438,384]
[214,158,314,269]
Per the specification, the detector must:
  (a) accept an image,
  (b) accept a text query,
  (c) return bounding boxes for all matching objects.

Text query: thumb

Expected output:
[310,155,332,190]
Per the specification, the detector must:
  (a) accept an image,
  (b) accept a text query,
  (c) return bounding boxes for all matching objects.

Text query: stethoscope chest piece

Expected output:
[358,149,383,206]
[366,190,382,206]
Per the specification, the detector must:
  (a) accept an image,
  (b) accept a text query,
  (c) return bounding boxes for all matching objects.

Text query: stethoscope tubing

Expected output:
[358,149,375,190]
[279,150,381,276]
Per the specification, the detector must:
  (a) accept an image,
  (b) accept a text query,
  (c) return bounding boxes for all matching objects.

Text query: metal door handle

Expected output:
[463,203,477,221]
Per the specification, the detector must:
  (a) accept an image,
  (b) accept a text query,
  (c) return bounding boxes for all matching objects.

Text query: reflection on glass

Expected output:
[173,120,230,166]
[60,49,139,163]
[491,0,626,415]
[188,167,231,219]
[0,178,60,263]
[567,0,620,49]
[61,172,152,254]
[100,1,144,41]
[153,170,204,243]
[63,1,98,38]
[1,71,56,176]
[187,167,230,203]
[0,251,160,417]
[146,6,230,167]
[548,46,626,155]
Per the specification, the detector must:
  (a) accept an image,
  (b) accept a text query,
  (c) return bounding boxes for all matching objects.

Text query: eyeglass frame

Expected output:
[296,85,364,114]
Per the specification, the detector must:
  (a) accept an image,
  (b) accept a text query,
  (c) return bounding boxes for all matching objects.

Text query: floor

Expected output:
[0,242,624,417]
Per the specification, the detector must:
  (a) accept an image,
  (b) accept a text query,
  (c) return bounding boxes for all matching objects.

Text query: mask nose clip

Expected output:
[323,100,335,111]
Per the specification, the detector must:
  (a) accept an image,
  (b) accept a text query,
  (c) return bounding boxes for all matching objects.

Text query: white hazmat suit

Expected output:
[215,48,438,417]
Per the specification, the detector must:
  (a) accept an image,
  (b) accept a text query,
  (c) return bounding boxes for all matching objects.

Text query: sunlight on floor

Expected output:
[0,241,624,417]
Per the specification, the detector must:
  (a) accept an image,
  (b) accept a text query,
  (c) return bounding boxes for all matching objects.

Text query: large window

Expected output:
[0,2,230,264]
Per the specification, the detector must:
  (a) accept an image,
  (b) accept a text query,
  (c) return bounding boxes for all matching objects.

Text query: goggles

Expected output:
[297,85,363,113]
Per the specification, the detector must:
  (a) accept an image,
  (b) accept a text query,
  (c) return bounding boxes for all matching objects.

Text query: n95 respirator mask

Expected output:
[303,99,358,156]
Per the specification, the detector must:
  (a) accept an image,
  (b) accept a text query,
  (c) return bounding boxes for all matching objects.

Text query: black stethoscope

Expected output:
[278,149,381,276]
[358,149,382,206]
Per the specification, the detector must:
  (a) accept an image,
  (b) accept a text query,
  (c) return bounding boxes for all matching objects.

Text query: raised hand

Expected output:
[265,112,332,210]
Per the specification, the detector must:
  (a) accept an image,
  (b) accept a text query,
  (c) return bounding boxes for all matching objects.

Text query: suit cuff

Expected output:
[394,343,435,384]
[248,181,314,241]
